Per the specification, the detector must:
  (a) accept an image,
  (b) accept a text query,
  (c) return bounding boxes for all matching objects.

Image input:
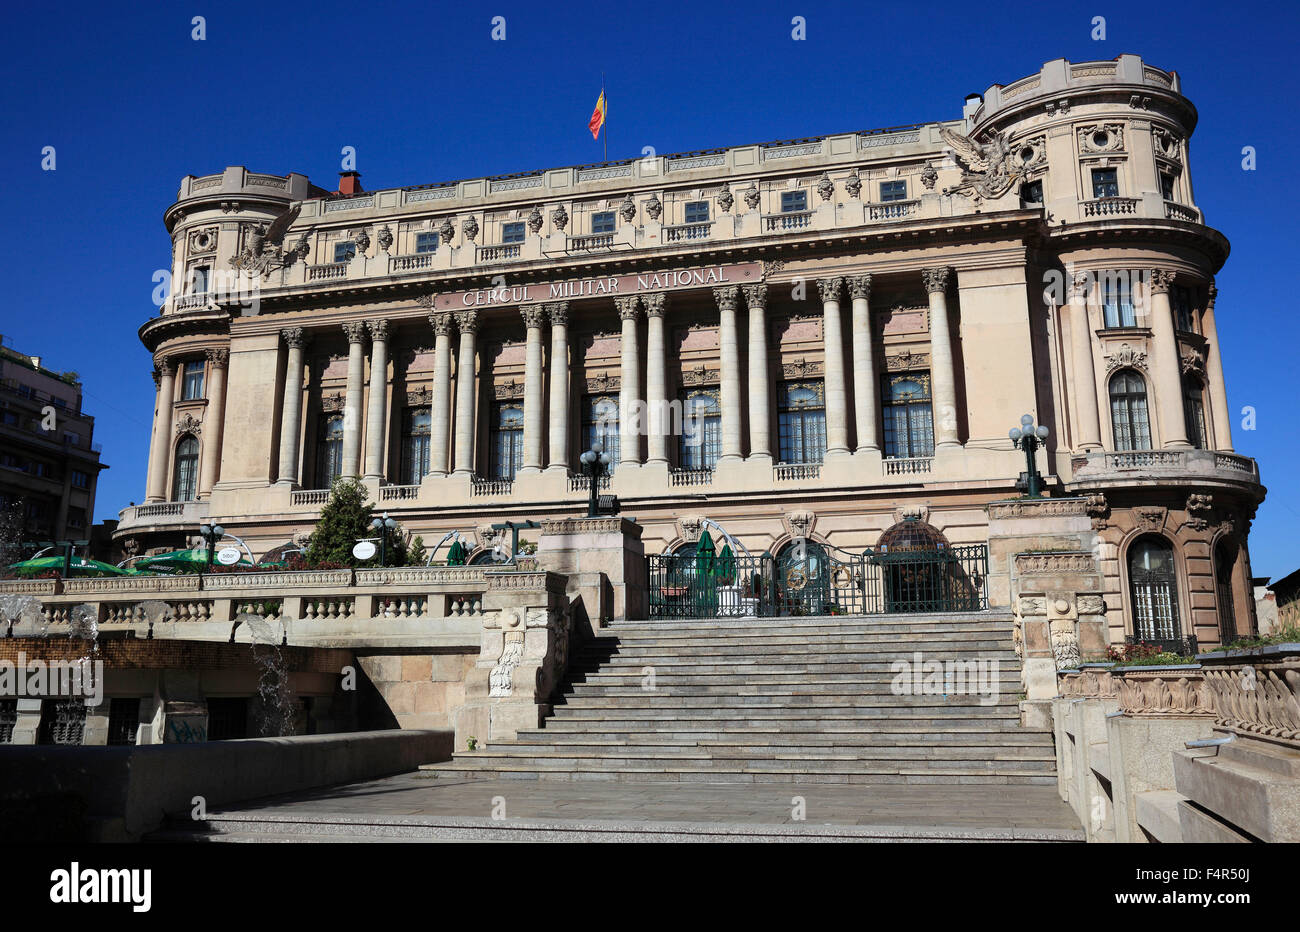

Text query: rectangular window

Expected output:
[502,221,525,244]
[781,191,807,213]
[400,408,431,485]
[879,180,907,202]
[206,697,249,741]
[1160,173,1175,201]
[415,232,439,254]
[777,381,827,465]
[1091,168,1119,199]
[882,373,935,459]
[0,699,16,744]
[1021,179,1044,205]
[333,241,357,263]
[489,402,524,480]
[71,469,90,488]
[182,360,205,400]
[582,395,620,465]
[679,390,721,470]
[1172,286,1195,332]
[1101,273,1136,328]
[591,212,616,234]
[1184,382,1208,450]
[684,201,710,224]
[107,698,140,746]
[189,265,211,294]
[38,698,86,745]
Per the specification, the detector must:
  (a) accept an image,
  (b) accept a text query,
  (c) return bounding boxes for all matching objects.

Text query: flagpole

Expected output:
[602,73,607,162]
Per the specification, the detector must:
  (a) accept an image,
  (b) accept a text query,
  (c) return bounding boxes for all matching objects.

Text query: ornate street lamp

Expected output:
[370,512,397,565]
[578,442,612,518]
[199,523,226,569]
[1009,414,1050,499]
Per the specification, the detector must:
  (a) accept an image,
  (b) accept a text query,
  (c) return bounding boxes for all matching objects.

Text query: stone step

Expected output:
[551,703,1022,717]
[570,655,1020,670]
[605,613,1012,632]
[465,743,1056,762]
[421,764,1059,786]
[512,730,1055,746]
[581,633,1014,650]
[554,694,1020,708]
[571,670,1023,684]
[533,718,1033,732]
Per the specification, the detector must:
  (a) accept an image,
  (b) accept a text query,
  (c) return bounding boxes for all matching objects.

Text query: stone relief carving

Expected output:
[461,217,479,242]
[1104,343,1148,373]
[228,205,302,278]
[1134,506,1168,533]
[188,226,218,255]
[816,173,834,202]
[526,206,544,233]
[844,172,862,199]
[919,163,938,190]
[173,412,201,437]
[1077,123,1126,154]
[938,127,1021,201]
[645,194,662,221]
[489,625,525,697]
[1118,674,1214,716]
[1181,349,1206,378]
[716,183,734,213]
[1185,493,1214,531]
[438,218,455,243]
[1050,618,1080,670]
[619,194,637,223]
[742,183,760,210]
[885,350,930,372]
[550,205,569,231]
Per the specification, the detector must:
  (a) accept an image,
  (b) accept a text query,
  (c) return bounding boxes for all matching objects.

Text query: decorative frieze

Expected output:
[1015,552,1097,575]
[1104,343,1147,372]
[988,498,1089,519]
[1202,655,1300,743]
[1117,671,1213,716]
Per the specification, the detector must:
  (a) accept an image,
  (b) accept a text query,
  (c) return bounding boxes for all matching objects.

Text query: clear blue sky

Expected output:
[1,0,1296,576]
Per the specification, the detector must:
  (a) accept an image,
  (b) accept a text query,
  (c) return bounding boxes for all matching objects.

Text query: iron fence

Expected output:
[648,551,777,620]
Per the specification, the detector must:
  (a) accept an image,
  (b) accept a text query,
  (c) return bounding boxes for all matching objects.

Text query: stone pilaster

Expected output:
[453,310,479,475]
[546,303,571,471]
[817,277,850,456]
[1201,283,1232,451]
[923,267,961,450]
[341,321,367,478]
[1069,274,1103,451]
[363,319,390,480]
[428,313,454,476]
[1147,269,1191,449]
[520,305,546,474]
[714,285,742,462]
[145,357,176,502]
[615,296,642,466]
[643,293,670,466]
[743,283,771,462]
[198,348,229,498]
[848,275,879,453]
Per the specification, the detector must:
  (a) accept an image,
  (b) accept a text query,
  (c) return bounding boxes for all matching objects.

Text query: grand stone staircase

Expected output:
[424,612,1058,785]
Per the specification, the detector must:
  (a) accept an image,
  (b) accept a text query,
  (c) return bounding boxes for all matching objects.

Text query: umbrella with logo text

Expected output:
[7,555,134,578]
[133,546,253,574]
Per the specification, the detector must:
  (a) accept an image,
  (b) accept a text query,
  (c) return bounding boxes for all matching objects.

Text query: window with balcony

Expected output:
[1020,179,1044,206]
[415,232,439,254]
[488,402,524,479]
[502,222,525,244]
[591,212,616,234]
[317,414,344,487]
[172,435,199,501]
[1101,273,1136,328]
[684,201,710,224]
[882,373,935,459]
[1183,376,1208,450]
[181,360,205,400]
[1091,167,1119,199]
[879,180,907,202]
[781,191,807,213]
[1109,370,1152,451]
[777,381,826,465]
[333,241,357,263]
[400,407,431,484]
[1160,173,1176,202]
[582,395,620,464]
[189,265,211,294]
[679,389,721,470]
[1172,285,1195,332]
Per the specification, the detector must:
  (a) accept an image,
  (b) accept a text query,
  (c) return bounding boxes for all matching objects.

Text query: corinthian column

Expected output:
[144,368,161,500]
[145,357,176,502]
[198,348,229,498]
[428,313,454,476]
[546,303,571,471]
[453,310,479,475]
[818,277,850,456]
[520,305,546,474]
[615,296,642,466]
[363,319,390,480]
[743,284,771,461]
[1201,283,1233,451]
[643,294,670,466]
[848,275,879,453]
[1068,274,1103,451]
[340,322,367,478]
[1147,270,1191,449]
[923,267,961,450]
[276,330,308,485]
[714,285,743,462]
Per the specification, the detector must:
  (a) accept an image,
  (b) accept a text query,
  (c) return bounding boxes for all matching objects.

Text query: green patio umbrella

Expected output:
[133,546,253,574]
[694,530,717,615]
[446,540,466,566]
[716,543,736,586]
[7,555,134,578]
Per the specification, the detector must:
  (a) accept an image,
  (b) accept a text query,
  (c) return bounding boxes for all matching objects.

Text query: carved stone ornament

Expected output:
[844,172,862,199]
[716,184,734,213]
[521,306,547,329]
[585,372,620,393]
[939,127,1022,201]
[782,358,823,378]
[885,350,929,371]
[743,184,760,210]
[1181,349,1206,378]
[785,510,816,540]
[495,379,525,400]
[527,206,544,233]
[1050,618,1080,671]
[430,312,454,336]
[414,290,436,310]
[681,364,719,386]
[228,205,302,279]
[615,296,640,321]
[1152,125,1183,162]
[377,225,393,252]
[174,412,202,437]
[816,173,835,202]
[461,217,479,242]
[551,205,569,231]
[1185,493,1214,531]
[1086,492,1110,530]
[920,163,938,190]
[1134,506,1168,533]
[816,277,844,303]
[439,218,456,243]
[618,194,637,223]
[922,267,950,294]
[678,516,704,543]
[188,226,218,254]
[353,229,371,253]
[1077,123,1125,154]
[205,347,230,367]
[1148,269,1176,294]
[1104,343,1147,373]
[321,392,344,413]
[713,285,739,312]
[645,194,663,221]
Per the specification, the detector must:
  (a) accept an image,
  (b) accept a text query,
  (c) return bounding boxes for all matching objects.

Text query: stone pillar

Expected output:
[849,275,879,452]
[520,306,546,474]
[615,296,642,466]
[743,284,771,461]
[428,313,454,476]
[714,285,743,462]
[145,357,176,502]
[1201,283,1233,451]
[643,293,670,466]
[923,267,961,450]
[341,321,367,478]
[275,329,308,486]
[817,277,850,456]
[453,310,479,475]
[143,368,162,500]
[1148,269,1191,449]
[363,319,390,480]
[1069,274,1103,451]
[546,302,571,471]
[198,348,229,498]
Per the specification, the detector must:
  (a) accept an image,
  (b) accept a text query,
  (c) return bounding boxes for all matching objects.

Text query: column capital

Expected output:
[342,321,367,343]
[455,310,479,333]
[741,283,766,311]
[429,312,455,336]
[546,301,569,326]
[847,275,872,301]
[1068,272,1091,299]
[922,267,951,294]
[521,305,547,329]
[614,296,640,320]
[816,277,844,303]
[642,293,670,318]
[155,355,174,376]
[712,285,740,313]
[1206,281,1217,309]
[205,348,230,368]
[151,368,161,387]
[281,327,307,348]
[367,318,390,341]
[1148,269,1176,294]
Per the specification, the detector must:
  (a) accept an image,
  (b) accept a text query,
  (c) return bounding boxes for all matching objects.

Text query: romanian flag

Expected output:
[588,90,607,140]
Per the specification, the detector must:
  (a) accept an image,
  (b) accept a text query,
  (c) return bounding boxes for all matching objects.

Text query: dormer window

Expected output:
[592,212,616,234]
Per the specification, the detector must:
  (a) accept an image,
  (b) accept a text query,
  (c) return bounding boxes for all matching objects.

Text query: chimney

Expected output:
[337,171,363,196]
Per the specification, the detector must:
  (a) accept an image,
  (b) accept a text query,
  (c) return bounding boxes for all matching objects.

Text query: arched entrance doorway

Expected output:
[873,518,984,614]
[775,540,831,615]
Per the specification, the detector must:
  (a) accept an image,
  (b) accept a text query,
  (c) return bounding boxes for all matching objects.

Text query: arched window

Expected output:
[489,402,524,479]
[775,539,829,615]
[172,436,199,501]
[400,408,431,484]
[317,414,344,487]
[1129,537,1181,643]
[882,373,935,459]
[679,390,721,470]
[1109,370,1152,451]
[1215,539,1239,643]
[1183,376,1207,450]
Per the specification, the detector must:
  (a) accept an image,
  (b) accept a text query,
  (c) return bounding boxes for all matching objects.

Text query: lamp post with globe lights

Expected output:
[199,522,226,570]
[579,442,612,518]
[370,512,397,565]
[1009,414,1050,499]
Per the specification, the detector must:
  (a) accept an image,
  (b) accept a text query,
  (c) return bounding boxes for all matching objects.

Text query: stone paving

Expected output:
[174,772,1085,842]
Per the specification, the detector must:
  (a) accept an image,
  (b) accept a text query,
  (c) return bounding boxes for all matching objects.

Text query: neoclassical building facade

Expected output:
[116,55,1264,648]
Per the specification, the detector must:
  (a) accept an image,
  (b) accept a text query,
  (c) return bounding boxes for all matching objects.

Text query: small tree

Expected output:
[305,477,374,566]
[407,535,427,566]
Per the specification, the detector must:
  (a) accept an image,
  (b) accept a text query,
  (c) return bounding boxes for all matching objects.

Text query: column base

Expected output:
[273,479,298,488]
[518,466,543,476]
[744,452,773,466]
[544,463,571,474]
[1163,440,1194,450]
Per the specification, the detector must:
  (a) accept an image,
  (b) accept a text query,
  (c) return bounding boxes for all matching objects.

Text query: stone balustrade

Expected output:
[1066,447,1261,491]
